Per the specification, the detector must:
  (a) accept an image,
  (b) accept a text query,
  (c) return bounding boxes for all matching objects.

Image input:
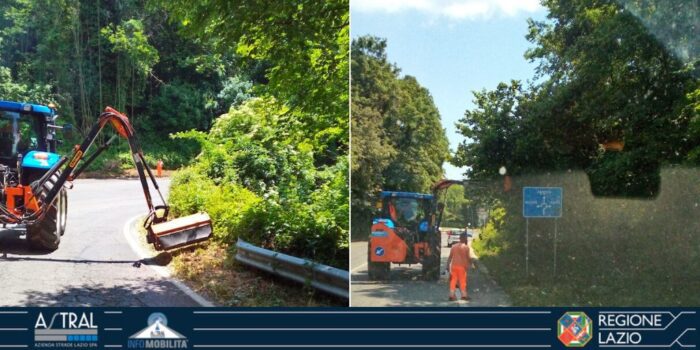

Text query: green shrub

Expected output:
[471,168,700,306]
[170,167,261,244]
[169,97,348,269]
[169,167,216,216]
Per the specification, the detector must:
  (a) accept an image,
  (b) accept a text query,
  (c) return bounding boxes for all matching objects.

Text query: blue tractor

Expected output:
[0,100,212,251]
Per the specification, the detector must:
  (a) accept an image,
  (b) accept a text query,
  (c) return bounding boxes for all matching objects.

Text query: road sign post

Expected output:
[522,187,563,277]
[554,218,558,277]
[525,218,529,276]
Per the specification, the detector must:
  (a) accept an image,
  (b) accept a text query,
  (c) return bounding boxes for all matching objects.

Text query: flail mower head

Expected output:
[145,207,212,251]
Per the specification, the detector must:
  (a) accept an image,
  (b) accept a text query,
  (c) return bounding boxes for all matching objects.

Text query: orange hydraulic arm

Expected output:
[431,179,465,230]
[35,107,168,223]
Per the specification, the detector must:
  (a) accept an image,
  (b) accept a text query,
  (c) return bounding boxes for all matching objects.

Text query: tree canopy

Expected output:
[351,35,449,237]
[453,0,699,198]
[0,0,349,269]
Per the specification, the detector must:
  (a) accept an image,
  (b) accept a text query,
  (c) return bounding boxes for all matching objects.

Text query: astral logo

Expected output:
[34,312,99,348]
[558,312,593,347]
[128,313,188,349]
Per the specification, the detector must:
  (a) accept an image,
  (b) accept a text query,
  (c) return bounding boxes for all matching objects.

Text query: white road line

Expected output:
[351,263,367,273]
[193,345,551,348]
[193,328,551,331]
[194,311,550,315]
[122,215,214,307]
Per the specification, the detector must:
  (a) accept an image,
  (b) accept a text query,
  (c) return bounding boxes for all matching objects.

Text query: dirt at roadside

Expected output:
[132,218,347,307]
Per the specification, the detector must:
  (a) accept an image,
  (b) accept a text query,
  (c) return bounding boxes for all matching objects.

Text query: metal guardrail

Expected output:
[235,239,349,299]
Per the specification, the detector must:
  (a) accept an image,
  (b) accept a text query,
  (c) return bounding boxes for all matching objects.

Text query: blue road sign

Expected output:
[523,187,563,218]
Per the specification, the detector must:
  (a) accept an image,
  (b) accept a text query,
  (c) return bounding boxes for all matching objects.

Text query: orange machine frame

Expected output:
[5,185,40,221]
[369,221,408,263]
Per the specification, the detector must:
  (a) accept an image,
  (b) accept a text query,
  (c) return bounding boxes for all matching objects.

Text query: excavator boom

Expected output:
[25,107,211,250]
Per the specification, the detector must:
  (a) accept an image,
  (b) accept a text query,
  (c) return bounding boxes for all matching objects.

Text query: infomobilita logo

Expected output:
[128,313,188,349]
[558,312,593,347]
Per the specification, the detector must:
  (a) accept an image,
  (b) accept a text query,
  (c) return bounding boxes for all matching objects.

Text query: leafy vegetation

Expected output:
[441,185,475,228]
[1,0,348,302]
[453,0,699,194]
[163,1,349,269]
[351,36,449,239]
[170,98,348,268]
[453,0,700,305]
[472,169,700,306]
[0,0,259,169]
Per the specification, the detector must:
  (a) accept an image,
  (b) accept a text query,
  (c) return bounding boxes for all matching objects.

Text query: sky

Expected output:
[351,0,549,179]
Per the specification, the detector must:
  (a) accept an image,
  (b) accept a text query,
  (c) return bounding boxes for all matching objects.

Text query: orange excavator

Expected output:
[0,100,211,251]
[367,179,464,280]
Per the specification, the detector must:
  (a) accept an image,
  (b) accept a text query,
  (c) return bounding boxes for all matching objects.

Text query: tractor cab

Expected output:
[376,191,433,241]
[0,105,51,161]
[0,110,40,161]
[0,101,65,184]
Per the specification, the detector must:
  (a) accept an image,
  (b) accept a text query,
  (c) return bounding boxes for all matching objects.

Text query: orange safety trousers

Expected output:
[449,266,467,296]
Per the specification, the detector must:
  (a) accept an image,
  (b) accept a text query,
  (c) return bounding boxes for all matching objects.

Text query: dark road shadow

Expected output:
[14,280,196,307]
[0,235,172,267]
[0,228,53,256]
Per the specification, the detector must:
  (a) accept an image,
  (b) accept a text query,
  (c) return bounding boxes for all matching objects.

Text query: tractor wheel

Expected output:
[367,244,390,280]
[27,173,67,251]
[422,234,441,281]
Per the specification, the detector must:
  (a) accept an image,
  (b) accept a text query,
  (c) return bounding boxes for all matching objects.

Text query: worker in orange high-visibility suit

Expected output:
[446,232,474,301]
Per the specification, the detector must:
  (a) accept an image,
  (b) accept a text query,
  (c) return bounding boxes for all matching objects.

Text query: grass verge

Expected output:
[472,167,700,306]
[136,219,346,306]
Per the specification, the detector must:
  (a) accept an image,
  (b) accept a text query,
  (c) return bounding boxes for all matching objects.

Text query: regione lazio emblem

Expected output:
[558,312,593,347]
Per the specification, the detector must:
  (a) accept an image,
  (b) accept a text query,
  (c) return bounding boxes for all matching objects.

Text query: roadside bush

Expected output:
[169,97,348,269]
[170,166,261,244]
[169,167,216,217]
[471,168,700,306]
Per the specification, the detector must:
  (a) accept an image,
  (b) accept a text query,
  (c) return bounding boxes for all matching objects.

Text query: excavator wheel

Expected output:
[422,233,441,281]
[27,172,67,251]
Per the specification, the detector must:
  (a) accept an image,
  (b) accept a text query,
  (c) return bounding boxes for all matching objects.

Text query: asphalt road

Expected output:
[350,232,510,307]
[0,178,200,306]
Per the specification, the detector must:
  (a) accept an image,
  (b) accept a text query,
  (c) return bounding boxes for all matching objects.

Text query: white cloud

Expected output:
[353,0,543,20]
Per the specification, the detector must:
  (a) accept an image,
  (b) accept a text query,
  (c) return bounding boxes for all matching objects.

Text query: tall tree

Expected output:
[158,0,349,162]
[454,0,699,197]
[351,36,449,237]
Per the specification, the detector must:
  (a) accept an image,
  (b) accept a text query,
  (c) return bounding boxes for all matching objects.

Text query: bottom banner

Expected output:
[0,308,695,349]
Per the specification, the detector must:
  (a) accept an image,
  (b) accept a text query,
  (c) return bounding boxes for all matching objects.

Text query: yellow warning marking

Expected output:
[69,150,83,168]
